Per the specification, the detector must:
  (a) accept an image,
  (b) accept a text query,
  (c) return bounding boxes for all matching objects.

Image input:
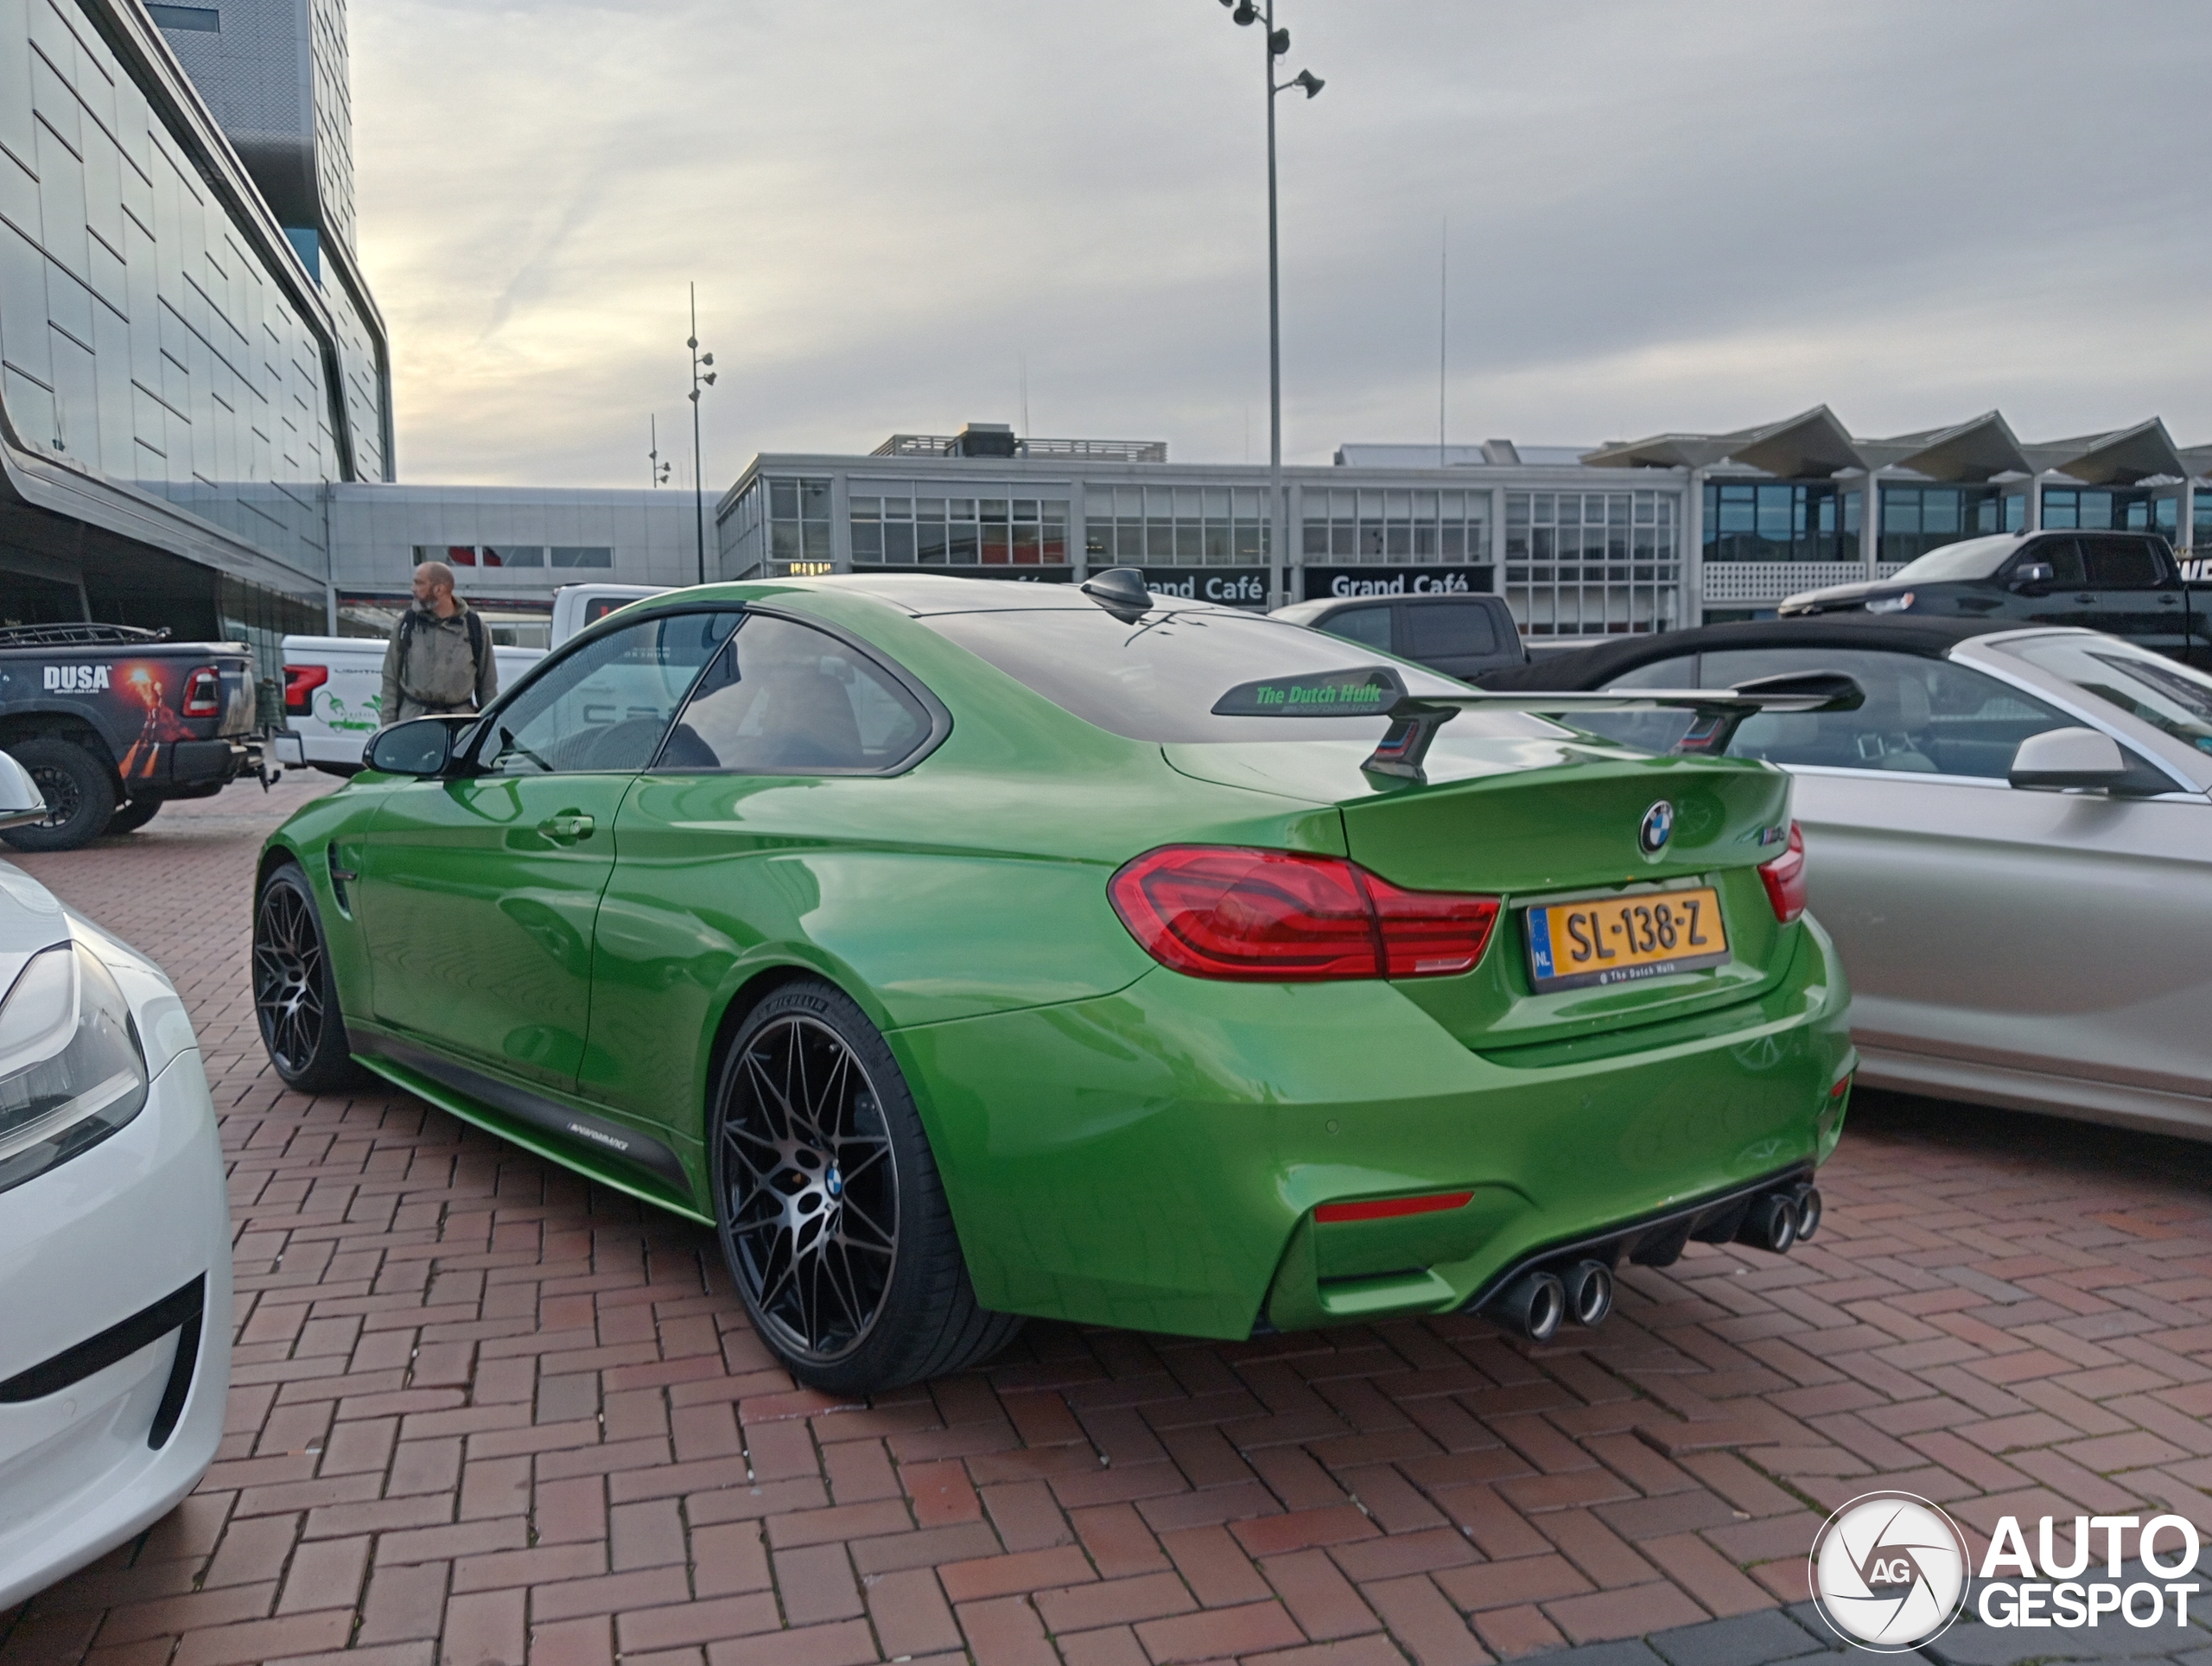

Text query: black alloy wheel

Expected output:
[1,737,118,852]
[251,864,359,1092]
[711,980,1021,1392]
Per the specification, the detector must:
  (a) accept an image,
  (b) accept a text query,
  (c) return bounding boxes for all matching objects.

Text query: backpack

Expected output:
[397,607,486,703]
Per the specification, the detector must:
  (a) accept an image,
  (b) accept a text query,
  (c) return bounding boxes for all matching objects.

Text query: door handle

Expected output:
[2074,593,2097,603]
[2159,595,2181,605]
[538,812,594,841]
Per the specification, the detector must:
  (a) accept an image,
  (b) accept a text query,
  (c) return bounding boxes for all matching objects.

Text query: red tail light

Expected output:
[283,664,328,716]
[1108,845,1499,982]
[1759,822,1807,923]
[181,666,222,717]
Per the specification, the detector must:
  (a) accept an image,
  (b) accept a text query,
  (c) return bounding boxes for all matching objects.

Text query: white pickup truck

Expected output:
[267,584,671,775]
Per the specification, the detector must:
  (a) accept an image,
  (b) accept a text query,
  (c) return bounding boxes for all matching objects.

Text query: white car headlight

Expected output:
[0,941,151,1195]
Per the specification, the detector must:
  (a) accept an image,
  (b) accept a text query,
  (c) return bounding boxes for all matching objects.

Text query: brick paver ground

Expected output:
[3,778,2210,1666]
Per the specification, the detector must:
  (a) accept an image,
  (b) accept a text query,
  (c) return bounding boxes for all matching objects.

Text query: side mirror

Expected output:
[2008,561,2056,594]
[365,716,460,777]
[0,750,48,828]
[2010,726,2128,791]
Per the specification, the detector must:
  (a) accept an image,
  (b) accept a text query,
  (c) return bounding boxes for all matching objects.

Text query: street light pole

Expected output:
[686,283,717,586]
[1222,0,1320,606]
[1265,0,1282,607]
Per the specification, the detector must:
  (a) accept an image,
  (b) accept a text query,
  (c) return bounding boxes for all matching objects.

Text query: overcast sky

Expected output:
[352,1,2212,489]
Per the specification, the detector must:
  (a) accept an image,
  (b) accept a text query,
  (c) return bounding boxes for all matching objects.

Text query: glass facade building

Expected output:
[722,410,2212,638]
[1878,484,2021,565]
[0,0,391,693]
[1703,481,1858,564]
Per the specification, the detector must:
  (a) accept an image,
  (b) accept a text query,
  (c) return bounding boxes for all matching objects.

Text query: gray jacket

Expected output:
[380,600,498,723]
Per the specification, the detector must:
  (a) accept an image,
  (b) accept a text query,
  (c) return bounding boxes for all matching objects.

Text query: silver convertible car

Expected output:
[1487,615,2212,1141]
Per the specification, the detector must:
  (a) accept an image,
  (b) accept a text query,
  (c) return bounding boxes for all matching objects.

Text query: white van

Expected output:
[550,583,668,647]
[270,636,547,775]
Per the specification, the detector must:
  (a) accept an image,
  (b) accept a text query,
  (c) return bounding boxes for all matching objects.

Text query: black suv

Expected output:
[1269,591,1529,681]
[1777,531,2207,664]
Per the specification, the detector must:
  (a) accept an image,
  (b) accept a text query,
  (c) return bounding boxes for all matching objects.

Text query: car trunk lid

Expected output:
[1164,726,1797,1051]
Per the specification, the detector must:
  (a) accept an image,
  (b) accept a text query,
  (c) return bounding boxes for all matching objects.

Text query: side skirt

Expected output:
[353,1037,713,1226]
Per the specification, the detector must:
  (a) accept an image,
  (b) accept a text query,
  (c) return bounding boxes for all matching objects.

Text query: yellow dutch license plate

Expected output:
[1524,887,1729,993]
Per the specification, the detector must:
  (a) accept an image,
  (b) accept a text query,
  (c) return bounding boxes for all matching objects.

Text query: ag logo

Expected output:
[1809,1491,1969,1651]
[1638,800,1674,855]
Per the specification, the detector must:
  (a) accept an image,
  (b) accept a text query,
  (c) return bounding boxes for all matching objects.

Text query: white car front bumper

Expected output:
[0,1046,232,1610]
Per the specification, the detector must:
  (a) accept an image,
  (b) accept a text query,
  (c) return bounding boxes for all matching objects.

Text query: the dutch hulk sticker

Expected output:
[1211,666,1406,717]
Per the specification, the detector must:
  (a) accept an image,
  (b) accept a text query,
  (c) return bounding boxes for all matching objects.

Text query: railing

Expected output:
[870,435,1168,463]
[1697,562,1904,604]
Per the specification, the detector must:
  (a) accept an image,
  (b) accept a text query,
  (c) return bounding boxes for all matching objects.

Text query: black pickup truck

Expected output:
[1777,530,2211,665]
[0,623,263,850]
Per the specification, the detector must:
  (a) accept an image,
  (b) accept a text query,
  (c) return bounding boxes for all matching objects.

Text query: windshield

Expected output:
[918,605,1480,742]
[1998,635,2212,756]
[1891,535,2021,582]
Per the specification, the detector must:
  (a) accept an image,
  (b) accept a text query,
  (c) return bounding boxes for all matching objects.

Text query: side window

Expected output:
[1319,605,1392,652]
[1404,601,1499,660]
[2012,537,2086,586]
[660,614,932,773]
[1701,647,2069,779]
[2082,536,2166,589]
[472,611,739,776]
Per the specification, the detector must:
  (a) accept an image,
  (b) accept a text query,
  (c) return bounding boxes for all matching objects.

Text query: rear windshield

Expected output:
[918,605,1475,742]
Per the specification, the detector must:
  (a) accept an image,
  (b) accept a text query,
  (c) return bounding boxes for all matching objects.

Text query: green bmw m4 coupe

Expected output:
[252,573,1856,1391]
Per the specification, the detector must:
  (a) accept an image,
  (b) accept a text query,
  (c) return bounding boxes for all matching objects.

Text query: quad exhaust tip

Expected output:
[1492,1269,1565,1343]
[1794,1186,1822,1243]
[1486,1180,1822,1341]
[1564,1260,1612,1327]
[1734,1184,1822,1256]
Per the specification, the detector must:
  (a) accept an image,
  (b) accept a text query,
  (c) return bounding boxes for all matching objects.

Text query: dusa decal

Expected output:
[43,664,112,693]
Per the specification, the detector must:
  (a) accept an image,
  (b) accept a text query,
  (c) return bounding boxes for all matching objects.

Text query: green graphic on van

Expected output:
[315,692,382,733]
[1211,666,1406,716]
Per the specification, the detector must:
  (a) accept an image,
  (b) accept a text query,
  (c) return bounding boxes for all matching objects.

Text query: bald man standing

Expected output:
[379,561,499,725]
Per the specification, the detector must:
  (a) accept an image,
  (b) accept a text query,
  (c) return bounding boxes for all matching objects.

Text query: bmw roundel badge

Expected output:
[1639,800,1675,855]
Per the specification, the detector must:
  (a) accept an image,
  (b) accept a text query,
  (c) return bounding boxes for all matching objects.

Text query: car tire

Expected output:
[251,862,361,1093]
[0,737,118,852]
[105,798,162,834]
[710,978,1022,1393]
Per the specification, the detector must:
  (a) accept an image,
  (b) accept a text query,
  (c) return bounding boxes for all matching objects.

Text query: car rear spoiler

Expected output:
[1210,668,1865,785]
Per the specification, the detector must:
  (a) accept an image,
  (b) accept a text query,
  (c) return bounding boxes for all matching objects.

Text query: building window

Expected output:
[550,547,613,569]
[147,4,219,29]
[771,479,835,563]
[2041,486,2174,537]
[412,544,554,569]
[725,480,767,578]
[1083,485,1268,565]
[1503,491,1679,636]
[1298,488,1487,564]
[1702,481,1855,563]
[853,491,1069,566]
[1877,485,2020,566]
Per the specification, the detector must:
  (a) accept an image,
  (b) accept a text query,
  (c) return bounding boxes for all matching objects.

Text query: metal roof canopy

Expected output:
[1585,409,2196,486]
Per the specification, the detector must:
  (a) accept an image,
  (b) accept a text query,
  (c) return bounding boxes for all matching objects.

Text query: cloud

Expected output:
[349,1,2212,486]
